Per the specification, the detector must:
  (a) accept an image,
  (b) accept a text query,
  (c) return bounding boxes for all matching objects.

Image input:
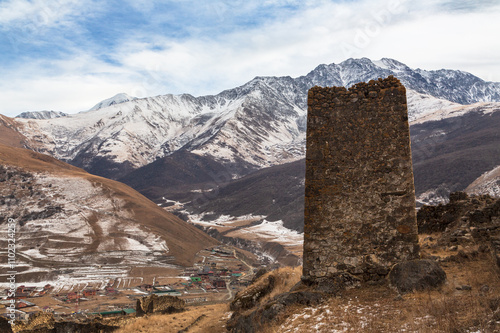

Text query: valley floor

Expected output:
[115,243,500,333]
[0,245,259,328]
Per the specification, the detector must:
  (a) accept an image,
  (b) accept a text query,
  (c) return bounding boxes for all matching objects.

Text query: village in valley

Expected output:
[0,245,259,322]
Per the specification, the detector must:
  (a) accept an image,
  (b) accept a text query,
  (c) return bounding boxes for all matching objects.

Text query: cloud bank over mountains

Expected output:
[0,0,499,116]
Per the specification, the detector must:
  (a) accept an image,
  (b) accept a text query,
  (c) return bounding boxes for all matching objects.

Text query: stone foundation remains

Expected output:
[136,294,185,316]
[303,76,420,286]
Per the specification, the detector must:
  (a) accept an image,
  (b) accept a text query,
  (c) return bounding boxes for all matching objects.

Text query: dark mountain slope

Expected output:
[175,108,500,232]
[411,110,500,203]
[118,151,256,201]
[183,159,306,232]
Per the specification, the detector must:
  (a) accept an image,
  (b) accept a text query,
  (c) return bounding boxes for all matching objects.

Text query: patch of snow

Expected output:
[466,165,500,197]
[20,248,47,259]
[238,220,303,245]
[416,187,451,206]
[188,213,265,227]
[407,89,459,121]
[411,101,500,125]
[372,59,389,70]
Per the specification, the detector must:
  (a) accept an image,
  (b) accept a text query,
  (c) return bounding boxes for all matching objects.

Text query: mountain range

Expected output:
[10,58,499,177]
[3,57,500,237]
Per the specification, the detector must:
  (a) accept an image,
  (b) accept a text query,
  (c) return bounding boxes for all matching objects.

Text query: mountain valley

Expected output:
[1,57,500,333]
[1,57,500,281]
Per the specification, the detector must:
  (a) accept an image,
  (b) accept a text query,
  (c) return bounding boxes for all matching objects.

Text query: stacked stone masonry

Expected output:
[303,76,420,284]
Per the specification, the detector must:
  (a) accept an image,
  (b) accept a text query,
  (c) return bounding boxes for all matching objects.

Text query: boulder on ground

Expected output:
[227,290,324,333]
[389,259,446,293]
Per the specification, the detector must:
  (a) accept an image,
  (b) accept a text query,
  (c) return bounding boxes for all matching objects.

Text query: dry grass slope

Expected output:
[116,304,230,333]
[247,266,302,305]
[265,256,500,332]
[0,115,28,148]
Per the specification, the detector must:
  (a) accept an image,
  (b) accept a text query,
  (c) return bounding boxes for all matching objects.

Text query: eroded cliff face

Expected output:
[303,76,419,286]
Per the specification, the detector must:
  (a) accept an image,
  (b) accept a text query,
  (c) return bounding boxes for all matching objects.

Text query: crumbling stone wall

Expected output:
[303,76,419,286]
[418,191,500,268]
[136,294,185,316]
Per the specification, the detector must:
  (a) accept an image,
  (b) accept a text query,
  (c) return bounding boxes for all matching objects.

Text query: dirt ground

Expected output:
[115,303,230,333]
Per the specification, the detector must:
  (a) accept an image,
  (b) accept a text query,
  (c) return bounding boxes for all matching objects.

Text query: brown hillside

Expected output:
[0,143,218,267]
[0,115,28,148]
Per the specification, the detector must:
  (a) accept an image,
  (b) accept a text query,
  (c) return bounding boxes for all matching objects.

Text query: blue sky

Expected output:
[0,0,499,116]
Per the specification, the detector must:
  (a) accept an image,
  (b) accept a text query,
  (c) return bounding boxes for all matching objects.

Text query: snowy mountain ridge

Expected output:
[13,58,500,178]
[16,110,68,120]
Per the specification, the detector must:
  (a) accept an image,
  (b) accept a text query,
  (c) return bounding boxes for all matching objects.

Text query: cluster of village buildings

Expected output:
[1,246,255,321]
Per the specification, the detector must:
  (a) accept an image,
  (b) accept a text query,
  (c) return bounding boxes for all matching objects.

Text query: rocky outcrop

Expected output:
[389,259,447,293]
[14,312,54,332]
[417,192,500,268]
[417,191,483,233]
[230,275,276,312]
[227,290,324,333]
[228,268,317,333]
[136,294,185,316]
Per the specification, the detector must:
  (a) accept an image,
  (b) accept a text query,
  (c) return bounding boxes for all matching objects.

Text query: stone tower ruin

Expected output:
[303,76,419,288]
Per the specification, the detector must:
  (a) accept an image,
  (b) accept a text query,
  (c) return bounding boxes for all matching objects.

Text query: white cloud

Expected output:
[0,0,100,55]
[1,0,499,116]
[356,2,500,81]
[114,0,500,95]
[0,74,137,115]
[0,0,94,28]
[0,54,135,114]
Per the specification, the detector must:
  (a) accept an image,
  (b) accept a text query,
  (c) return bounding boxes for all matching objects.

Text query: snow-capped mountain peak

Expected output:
[373,58,409,71]
[89,93,138,111]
